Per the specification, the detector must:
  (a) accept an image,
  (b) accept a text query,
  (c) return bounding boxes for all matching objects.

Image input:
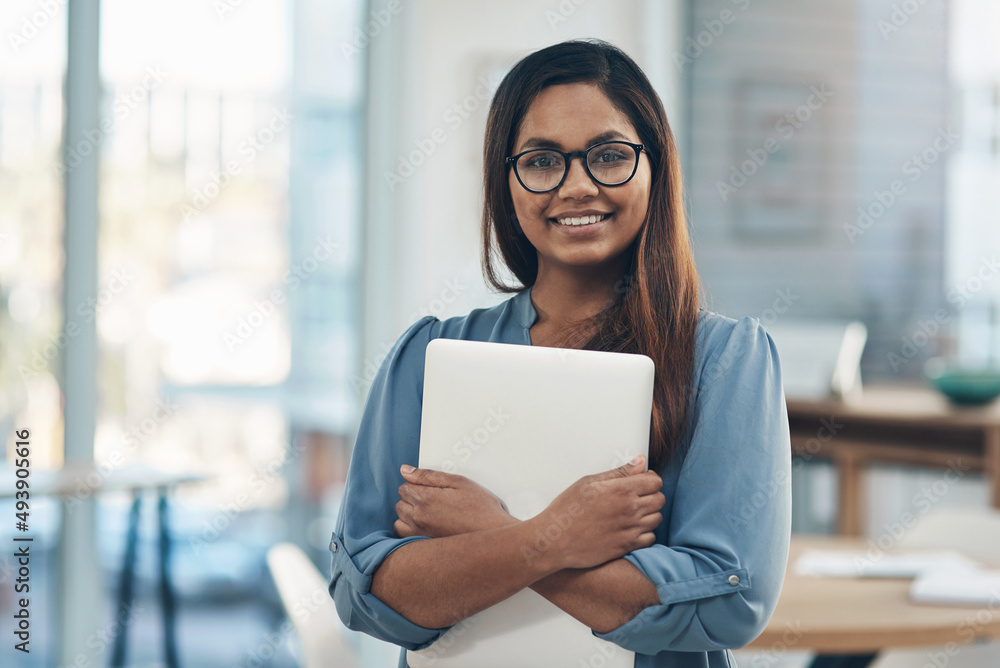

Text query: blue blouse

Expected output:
[329,287,791,668]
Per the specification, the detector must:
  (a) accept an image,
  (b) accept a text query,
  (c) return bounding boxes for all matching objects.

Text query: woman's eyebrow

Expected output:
[588,130,629,144]
[517,130,630,153]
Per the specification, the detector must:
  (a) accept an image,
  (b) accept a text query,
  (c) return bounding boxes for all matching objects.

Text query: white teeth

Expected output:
[556,214,607,226]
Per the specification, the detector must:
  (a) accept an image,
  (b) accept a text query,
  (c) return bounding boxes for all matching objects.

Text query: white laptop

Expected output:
[407,338,654,668]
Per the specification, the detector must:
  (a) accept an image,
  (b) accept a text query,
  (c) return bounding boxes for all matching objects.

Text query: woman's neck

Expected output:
[530,262,626,327]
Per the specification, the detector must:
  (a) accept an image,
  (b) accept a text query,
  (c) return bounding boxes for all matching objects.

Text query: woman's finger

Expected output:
[400,465,466,488]
[639,511,663,532]
[599,470,662,497]
[636,491,666,514]
[633,471,665,495]
[394,518,416,538]
[634,531,657,549]
[395,499,414,520]
[398,483,422,503]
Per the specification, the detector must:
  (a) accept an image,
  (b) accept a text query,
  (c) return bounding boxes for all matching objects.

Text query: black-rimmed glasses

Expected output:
[506,141,645,193]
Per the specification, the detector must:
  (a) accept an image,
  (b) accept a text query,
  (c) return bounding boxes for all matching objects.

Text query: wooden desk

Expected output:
[0,462,205,499]
[786,386,1000,536]
[0,463,205,668]
[747,536,1000,654]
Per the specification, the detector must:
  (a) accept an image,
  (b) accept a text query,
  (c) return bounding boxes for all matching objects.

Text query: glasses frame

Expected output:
[505,140,646,194]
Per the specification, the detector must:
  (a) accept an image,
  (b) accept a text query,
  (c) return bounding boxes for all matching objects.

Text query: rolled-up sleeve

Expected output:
[328,316,451,650]
[595,316,791,654]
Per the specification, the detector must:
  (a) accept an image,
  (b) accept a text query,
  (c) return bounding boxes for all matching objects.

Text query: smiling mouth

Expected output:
[551,213,612,227]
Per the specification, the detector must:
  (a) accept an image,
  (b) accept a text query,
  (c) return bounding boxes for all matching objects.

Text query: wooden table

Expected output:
[0,462,205,499]
[786,386,1000,536]
[0,463,205,668]
[747,536,1000,656]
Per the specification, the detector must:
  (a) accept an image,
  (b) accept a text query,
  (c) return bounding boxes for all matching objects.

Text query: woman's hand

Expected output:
[523,455,665,571]
[394,466,516,539]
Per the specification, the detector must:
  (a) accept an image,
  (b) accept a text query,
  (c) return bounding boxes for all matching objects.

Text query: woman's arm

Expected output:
[537,319,790,650]
[529,559,660,633]
[376,531,660,633]
[587,317,791,654]
[382,317,791,653]
[372,518,558,628]
[380,460,664,629]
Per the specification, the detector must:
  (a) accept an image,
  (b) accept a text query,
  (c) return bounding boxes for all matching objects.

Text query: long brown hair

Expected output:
[481,40,700,472]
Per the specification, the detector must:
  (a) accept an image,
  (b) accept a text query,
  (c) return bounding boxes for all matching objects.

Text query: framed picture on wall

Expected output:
[726,76,830,240]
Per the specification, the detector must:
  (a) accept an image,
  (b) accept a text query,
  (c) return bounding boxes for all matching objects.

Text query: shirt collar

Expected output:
[512,285,538,330]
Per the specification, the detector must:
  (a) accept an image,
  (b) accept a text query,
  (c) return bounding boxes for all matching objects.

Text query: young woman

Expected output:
[329,40,791,668]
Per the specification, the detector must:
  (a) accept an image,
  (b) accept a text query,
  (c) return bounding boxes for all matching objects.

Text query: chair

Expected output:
[765,319,868,401]
[871,507,1000,668]
[267,542,357,668]
[894,506,1000,564]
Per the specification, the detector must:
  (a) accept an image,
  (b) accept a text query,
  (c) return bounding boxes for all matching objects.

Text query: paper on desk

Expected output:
[795,549,982,578]
[910,569,1000,605]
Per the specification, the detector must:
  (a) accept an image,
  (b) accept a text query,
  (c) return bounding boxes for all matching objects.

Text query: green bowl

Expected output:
[925,364,1000,406]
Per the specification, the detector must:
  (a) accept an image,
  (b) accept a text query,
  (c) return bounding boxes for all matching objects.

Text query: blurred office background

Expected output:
[0,0,998,666]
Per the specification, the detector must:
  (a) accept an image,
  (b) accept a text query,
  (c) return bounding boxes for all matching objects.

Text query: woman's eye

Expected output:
[525,152,561,169]
[594,150,627,163]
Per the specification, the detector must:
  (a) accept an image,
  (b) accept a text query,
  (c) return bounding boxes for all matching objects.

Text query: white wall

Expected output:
[946,0,1000,366]
[361,0,686,378]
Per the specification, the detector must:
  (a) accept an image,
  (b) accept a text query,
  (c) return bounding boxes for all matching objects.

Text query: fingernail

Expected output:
[630,455,644,466]
[401,464,415,474]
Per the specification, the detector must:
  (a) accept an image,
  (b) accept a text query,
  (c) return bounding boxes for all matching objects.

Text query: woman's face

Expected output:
[508,82,651,277]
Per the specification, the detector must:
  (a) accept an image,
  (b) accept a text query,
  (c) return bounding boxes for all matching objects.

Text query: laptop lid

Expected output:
[408,338,654,668]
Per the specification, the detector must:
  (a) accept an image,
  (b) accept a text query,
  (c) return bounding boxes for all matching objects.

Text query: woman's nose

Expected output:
[557,156,600,199]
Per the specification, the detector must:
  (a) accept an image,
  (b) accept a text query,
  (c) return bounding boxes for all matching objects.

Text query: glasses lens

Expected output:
[516,150,565,192]
[587,143,638,185]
